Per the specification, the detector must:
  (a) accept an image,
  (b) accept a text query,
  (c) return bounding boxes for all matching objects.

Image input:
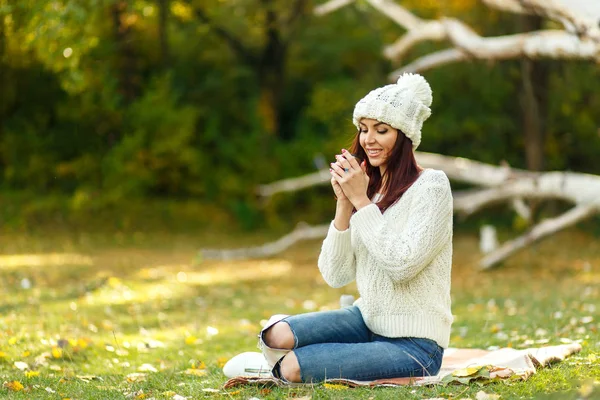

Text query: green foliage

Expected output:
[1,0,600,229]
[102,74,201,198]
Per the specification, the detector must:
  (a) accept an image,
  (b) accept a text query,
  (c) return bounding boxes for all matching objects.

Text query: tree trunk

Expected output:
[257,2,287,137]
[520,15,548,172]
[0,10,6,148]
[157,0,169,69]
[111,0,139,104]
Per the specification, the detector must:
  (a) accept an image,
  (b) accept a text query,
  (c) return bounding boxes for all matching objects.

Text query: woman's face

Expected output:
[358,118,398,171]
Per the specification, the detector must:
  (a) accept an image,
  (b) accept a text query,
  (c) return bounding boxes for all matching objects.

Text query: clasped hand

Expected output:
[329,149,370,209]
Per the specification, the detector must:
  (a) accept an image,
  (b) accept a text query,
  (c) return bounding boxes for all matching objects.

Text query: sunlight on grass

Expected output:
[178,260,293,285]
[0,253,93,269]
[0,229,599,399]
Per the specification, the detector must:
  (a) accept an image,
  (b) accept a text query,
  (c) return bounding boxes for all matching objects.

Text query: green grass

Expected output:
[0,227,599,399]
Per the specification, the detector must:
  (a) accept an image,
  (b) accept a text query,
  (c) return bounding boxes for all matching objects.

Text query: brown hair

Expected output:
[349,129,420,212]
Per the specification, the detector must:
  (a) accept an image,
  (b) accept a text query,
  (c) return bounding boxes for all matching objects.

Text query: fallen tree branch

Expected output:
[482,0,600,42]
[205,152,600,265]
[256,151,521,197]
[480,204,598,269]
[315,0,600,78]
[199,222,329,261]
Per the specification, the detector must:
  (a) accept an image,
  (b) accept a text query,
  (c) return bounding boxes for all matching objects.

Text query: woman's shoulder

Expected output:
[416,168,451,189]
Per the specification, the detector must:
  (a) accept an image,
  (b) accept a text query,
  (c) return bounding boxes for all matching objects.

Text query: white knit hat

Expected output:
[352,73,433,150]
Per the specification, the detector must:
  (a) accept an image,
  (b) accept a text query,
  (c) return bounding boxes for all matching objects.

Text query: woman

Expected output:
[255,73,453,383]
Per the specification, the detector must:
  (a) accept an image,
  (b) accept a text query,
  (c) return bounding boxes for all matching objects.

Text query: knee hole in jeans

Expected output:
[279,352,302,383]
[264,322,295,350]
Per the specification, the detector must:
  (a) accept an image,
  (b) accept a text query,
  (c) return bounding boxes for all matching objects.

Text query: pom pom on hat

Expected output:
[396,73,432,108]
[352,73,433,150]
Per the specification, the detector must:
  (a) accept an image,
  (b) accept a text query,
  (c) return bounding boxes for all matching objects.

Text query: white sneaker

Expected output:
[222,352,273,378]
[257,314,291,367]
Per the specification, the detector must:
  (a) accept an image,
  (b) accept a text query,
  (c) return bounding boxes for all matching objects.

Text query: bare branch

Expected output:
[316,0,600,76]
[483,0,600,42]
[199,222,329,261]
[314,0,355,16]
[480,204,598,269]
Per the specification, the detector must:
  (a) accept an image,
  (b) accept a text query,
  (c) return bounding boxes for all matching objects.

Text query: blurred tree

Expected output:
[519,14,548,172]
[186,0,311,137]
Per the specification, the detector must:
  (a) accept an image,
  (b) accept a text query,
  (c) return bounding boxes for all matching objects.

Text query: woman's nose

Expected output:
[364,130,376,143]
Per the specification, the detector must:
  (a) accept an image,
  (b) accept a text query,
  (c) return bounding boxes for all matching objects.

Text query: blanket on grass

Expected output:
[223,343,581,389]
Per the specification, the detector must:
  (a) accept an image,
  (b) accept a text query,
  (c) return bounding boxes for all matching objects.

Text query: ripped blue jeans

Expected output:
[281,306,443,382]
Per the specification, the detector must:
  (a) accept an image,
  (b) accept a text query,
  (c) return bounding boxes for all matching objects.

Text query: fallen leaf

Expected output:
[77,375,102,382]
[126,373,147,383]
[138,363,158,372]
[453,366,484,377]
[476,391,501,400]
[14,361,29,370]
[184,368,207,377]
[3,381,24,391]
[185,336,197,345]
[323,383,348,390]
[52,347,63,359]
[190,360,206,369]
[217,357,228,368]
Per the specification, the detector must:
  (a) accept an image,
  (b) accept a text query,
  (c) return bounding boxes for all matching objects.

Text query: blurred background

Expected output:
[0,3,599,397]
[1,0,599,237]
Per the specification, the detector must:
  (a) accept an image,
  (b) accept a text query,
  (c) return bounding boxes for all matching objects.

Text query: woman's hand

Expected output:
[330,176,349,203]
[330,149,371,210]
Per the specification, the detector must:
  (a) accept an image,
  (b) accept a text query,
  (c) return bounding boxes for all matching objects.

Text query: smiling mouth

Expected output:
[367,149,383,157]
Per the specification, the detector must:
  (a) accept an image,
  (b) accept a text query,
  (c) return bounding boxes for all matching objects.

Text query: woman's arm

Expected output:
[317,200,357,288]
[350,173,453,283]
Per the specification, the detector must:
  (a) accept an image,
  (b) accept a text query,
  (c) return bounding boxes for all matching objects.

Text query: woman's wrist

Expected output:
[334,200,353,231]
[351,196,372,211]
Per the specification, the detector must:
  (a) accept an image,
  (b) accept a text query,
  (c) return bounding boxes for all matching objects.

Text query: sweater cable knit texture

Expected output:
[317,169,454,348]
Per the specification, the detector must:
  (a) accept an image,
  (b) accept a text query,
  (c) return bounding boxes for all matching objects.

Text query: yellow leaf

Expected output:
[184,368,207,377]
[25,370,40,378]
[8,337,17,345]
[452,366,483,377]
[4,381,24,391]
[217,357,228,368]
[52,347,63,359]
[227,390,241,395]
[108,276,121,287]
[126,372,147,383]
[185,336,197,345]
[323,383,349,390]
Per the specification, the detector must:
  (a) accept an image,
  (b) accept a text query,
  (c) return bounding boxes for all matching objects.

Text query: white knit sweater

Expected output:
[317,169,453,348]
